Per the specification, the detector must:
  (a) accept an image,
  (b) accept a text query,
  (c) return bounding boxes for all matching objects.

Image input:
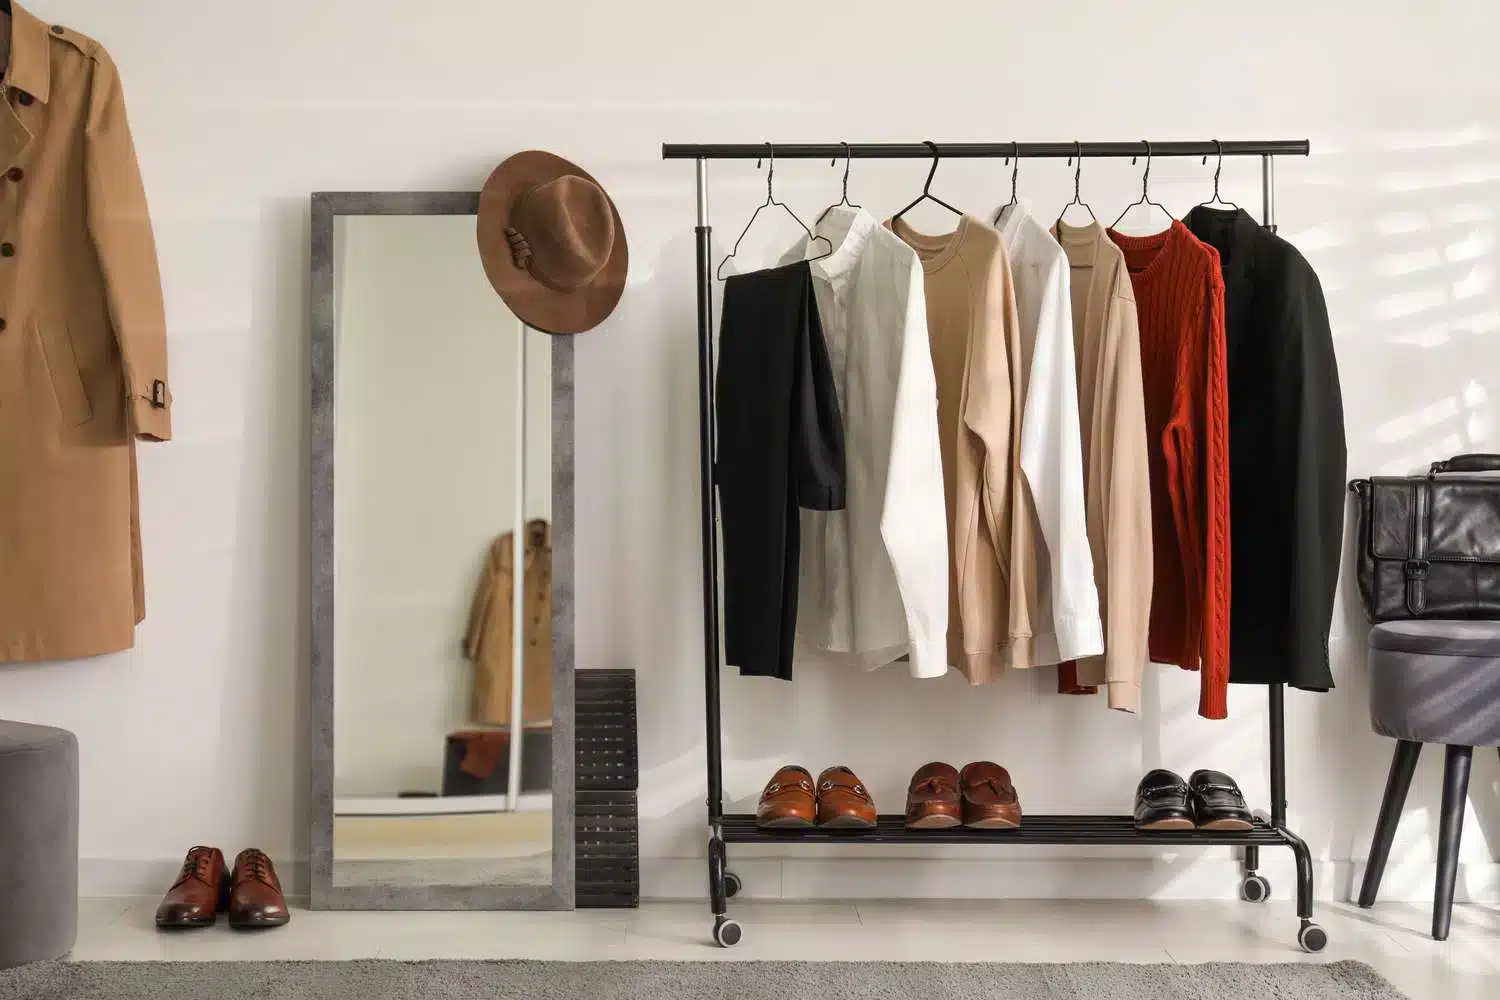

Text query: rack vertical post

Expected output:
[671,139,1324,955]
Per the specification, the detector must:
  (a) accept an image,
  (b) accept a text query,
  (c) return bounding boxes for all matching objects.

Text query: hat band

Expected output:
[505,229,533,271]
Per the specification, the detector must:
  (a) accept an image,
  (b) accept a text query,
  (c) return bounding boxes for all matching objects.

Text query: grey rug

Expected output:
[0,960,1408,999]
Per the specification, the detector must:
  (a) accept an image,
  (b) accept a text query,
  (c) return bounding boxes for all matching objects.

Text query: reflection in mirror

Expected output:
[331,214,555,892]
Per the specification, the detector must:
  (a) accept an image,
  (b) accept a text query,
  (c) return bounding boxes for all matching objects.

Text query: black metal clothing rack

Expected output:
[662,139,1325,954]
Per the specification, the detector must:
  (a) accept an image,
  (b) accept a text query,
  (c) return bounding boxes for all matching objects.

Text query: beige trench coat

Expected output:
[465,521,553,727]
[0,4,170,664]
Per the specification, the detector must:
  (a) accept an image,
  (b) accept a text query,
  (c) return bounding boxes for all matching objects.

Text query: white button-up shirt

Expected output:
[994,202,1104,663]
[781,208,950,678]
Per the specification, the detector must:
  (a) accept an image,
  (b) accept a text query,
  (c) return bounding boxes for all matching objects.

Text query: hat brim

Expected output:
[477,150,628,336]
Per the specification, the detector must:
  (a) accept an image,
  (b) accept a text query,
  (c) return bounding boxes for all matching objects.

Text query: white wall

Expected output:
[0,0,1496,903]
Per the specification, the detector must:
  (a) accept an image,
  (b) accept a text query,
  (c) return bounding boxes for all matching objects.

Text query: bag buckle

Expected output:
[1404,559,1430,581]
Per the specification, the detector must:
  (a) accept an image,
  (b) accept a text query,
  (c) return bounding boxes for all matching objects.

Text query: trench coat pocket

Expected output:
[34,321,93,427]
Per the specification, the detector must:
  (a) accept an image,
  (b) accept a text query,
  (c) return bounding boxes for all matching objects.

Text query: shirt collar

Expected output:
[993,199,1032,251]
[5,3,53,104]
[806,205,878,283]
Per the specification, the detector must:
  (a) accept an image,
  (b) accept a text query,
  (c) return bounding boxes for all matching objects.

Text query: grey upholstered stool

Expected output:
[0,720,79,969]
[1357,620,1500,941]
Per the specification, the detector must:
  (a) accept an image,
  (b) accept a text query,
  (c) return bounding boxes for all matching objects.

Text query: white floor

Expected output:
[72,896,1499,999]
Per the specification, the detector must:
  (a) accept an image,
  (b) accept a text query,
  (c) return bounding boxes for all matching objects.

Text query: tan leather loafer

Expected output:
[756,765,816,829]
[960,761,1021,829]
[816,766,877,829]
[905,762,962,829]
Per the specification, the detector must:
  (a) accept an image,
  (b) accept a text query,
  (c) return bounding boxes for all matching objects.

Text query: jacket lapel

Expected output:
[1,4,52,173]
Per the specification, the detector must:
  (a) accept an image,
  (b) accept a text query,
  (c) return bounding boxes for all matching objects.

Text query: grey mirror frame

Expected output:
[308,192,575,910]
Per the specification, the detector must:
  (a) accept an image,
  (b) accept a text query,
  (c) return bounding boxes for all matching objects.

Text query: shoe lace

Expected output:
[966,776,1012,798]
[913,776,955,795]
[175,847,215,886]
[239,849,276,887]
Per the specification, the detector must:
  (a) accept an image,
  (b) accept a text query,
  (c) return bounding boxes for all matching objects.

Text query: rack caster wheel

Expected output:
[714,917,743,948]
[1298,921,1328,954]
[724,872,742,899]
[1239,874,1271,903]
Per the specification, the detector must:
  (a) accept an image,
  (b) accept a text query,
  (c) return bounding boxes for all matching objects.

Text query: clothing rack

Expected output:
[661,139,1324,953]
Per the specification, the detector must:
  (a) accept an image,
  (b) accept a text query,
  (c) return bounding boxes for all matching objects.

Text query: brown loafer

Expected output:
[756,765,816,829]
[905,762,962,829]
[817,765,877,829]
[155,846,230,929]
[960,761,1021,829]
[227,849,290,929]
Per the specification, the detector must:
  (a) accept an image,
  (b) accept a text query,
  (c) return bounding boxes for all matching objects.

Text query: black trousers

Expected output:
[716,262,845,680]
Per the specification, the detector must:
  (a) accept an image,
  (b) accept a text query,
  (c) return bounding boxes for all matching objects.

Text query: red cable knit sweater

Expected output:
[1109,222,1230,720]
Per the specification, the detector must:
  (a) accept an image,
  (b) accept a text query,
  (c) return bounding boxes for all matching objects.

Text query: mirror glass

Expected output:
[330,214,555,892]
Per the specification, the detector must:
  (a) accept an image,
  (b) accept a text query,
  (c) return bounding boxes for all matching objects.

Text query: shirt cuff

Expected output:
[906,638,950,680]
[1051,614,1104,663]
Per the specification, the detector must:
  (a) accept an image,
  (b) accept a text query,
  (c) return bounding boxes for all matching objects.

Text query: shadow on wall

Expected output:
[1317,125,1500,901]
[618,124,1499,898]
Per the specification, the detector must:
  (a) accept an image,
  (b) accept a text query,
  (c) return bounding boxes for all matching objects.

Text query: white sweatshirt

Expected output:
[994,202,1104,664]
[781,207,950,678]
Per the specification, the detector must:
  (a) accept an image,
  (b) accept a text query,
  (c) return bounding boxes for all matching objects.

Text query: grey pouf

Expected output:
[0,721,79,970]
[1357,620,1500,941]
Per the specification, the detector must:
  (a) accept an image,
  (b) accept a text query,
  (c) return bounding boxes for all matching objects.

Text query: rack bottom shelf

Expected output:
[720,813,1286,846]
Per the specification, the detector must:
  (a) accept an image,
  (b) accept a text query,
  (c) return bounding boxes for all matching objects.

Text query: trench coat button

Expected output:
[51,25,65,34]
[5,168,22,182]
[0,318,6,332]
[0,244,14,257]
[16,91,33,106]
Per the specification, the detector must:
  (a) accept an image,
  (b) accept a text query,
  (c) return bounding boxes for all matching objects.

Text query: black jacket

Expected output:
[1184,207,1346,690]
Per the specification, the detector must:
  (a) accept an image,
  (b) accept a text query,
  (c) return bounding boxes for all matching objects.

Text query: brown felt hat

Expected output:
[477,151,628,336]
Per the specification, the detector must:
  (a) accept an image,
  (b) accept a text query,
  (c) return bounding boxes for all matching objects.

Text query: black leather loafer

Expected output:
[1189,770,1254,830]
[1134,769,1194,830]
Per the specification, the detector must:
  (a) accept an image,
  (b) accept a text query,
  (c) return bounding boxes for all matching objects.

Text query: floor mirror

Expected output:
[309,192,574,909]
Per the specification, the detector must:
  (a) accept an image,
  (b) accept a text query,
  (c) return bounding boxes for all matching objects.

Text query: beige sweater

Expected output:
[889,216,1033,684]
[1052,221,1154,711]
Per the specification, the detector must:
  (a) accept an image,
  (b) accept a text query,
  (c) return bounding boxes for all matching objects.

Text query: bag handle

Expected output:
[1429,453,1500,475]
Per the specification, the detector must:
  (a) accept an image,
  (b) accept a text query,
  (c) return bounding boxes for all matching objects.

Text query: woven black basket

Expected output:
[576,670,639,907]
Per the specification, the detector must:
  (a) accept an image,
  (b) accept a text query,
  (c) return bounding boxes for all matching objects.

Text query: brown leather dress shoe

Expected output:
[228,849,291,929]
[960,761,1021,829]
[756,765,816,829]
[816,766,877,829]
[905,762,962,829]
[155,846,230,929]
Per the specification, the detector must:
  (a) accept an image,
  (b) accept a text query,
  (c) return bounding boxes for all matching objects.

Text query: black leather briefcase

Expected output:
[1349,454,1500,622]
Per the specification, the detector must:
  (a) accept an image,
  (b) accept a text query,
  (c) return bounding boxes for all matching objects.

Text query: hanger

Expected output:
[716,143,833,281]
[992,143,1022,227]
[815,142,862,225]
[891,141,963,225]
[1110,140,1174,230]
[1006,142,1020,208]
[1195,139,1240,212]
[1057,141,1097,225]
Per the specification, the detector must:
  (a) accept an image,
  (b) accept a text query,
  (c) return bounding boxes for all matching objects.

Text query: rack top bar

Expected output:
[663,140,1309,160]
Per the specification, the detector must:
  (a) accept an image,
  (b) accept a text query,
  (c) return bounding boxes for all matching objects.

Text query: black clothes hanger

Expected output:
[891,141,963,225]
[1195,139,1241,212]
[992,144,1021,228]
[1057,142,1097,225]
[1111,140,1174,230]
[1006,142,1020,208]
[815,142,862,225]
[716,144,833,281]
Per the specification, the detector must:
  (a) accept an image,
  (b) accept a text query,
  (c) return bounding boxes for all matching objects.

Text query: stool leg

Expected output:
[1359,740,1422,907]
[1433,744,1473,941]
